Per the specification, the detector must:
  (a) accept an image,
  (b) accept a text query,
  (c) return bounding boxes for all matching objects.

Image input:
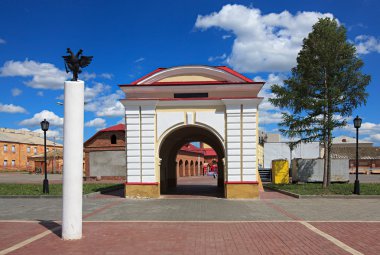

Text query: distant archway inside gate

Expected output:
[159,125,225,197]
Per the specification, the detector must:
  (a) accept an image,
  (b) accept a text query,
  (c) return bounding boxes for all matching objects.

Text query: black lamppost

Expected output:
[41,119,50,194]
[353,115,362,195]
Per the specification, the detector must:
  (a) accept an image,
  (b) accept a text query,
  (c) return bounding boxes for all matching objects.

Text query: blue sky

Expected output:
[0,0,379,144]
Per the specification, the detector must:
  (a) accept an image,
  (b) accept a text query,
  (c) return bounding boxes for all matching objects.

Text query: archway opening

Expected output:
[159,125,225,198]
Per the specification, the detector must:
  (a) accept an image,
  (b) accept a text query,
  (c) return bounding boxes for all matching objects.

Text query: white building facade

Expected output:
[120,66,264,198]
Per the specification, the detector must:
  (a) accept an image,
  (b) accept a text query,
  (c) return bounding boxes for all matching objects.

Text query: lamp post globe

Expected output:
[354,115,362,129]
[353,115,362,195]
[40,119,50,194]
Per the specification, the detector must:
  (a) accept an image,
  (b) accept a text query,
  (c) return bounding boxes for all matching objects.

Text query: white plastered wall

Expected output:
[124,99,261,184]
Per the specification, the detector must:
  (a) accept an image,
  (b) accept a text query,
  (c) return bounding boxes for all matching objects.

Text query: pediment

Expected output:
[136,66,252,84]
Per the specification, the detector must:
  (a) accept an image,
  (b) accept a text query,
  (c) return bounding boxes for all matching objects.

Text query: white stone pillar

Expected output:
[242,105,257,181]
[62,80,84,240]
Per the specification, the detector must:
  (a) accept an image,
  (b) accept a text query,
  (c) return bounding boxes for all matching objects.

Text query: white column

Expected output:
[242,105,257,181]
[225,103,242,182]
[125,106,141,183]
[140,106,155,182]
[62,80,84,240]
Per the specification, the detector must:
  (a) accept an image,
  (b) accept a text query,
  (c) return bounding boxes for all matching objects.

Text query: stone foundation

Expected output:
[125,183,160,198]
[225,182,259,199]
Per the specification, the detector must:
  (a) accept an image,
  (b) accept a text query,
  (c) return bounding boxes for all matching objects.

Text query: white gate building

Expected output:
[120,65,264,198]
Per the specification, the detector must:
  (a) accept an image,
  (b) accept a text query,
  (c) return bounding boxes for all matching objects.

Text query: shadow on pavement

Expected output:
[37,220,62,238]
[165,184,224,198]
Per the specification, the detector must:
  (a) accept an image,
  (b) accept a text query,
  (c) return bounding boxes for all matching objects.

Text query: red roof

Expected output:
[179,144,217,157]
[180,143,204,154]
[129,66,253,85]
[100,124,125,132]
[203,148,217,157]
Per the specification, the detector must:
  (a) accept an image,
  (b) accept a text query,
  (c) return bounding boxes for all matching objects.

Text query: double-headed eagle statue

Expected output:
[62,48,93,81]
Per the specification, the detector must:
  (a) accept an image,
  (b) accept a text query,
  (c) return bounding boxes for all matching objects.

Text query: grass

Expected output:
[0,183,123,196]
[265,183,380,195]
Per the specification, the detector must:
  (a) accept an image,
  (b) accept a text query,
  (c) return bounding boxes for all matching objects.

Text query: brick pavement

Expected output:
[1,176,380,254]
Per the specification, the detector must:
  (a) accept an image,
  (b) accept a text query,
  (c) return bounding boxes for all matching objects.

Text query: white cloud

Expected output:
[255,73,288,126]
[84,90,125,117]
[32,128,61,139]
[338,121,380,145]
[0,59,69,89]
[134,57,145,63]
[195,4,334,72]
[84,82,111,102]
[355,35,380,54]
[19,110,63,127]
[0,38,5,44]
[0,103,26,113]
[11,88,22,96]
[368,134,380,143]
[37,91,44,96]
[259,111,284,125]
[222,35,231,39]
[100,73,113,79]
[85,118,106,128]
[208,53,227,62]
[82,72,96,80]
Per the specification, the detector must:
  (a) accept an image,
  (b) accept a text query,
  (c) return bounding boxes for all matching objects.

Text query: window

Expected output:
[34,147,37,155]
[11,160,15,167]
[174,93,208,98]
[47,148,49,152]
[27,147,31,153]
[111,135,117,144]
[3,145,7,152]
[3,160,7,167]
[11,145,15,153]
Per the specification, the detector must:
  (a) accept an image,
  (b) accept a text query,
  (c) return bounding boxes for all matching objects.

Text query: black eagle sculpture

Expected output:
[63,48,93,81]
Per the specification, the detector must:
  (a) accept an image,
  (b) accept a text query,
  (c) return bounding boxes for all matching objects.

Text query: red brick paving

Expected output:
[3,222,351,255]
[311,222,380,255]
[0,222,58,249]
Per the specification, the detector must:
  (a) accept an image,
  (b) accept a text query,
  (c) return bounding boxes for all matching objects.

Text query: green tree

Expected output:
[269,18,370,188]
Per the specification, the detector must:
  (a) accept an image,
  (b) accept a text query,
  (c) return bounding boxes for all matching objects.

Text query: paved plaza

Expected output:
[0,175,379,254]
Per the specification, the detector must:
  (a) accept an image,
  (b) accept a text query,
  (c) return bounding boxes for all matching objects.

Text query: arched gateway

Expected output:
[119,65,264,198]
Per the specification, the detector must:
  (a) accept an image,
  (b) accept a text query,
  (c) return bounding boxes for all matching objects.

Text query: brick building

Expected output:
[0,128,62,172]
[84,124,217,179]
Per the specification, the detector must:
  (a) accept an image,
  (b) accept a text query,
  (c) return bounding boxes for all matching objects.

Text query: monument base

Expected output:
[225,182,259,199]
[125,182,160,198]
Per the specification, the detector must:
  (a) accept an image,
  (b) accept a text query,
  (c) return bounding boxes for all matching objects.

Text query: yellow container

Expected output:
[272,159,289,184]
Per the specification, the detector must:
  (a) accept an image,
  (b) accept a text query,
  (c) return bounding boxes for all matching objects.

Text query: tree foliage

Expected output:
[269,18,370,187]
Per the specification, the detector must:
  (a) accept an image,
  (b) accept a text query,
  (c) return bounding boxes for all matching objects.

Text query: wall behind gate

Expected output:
[89,151,126,177]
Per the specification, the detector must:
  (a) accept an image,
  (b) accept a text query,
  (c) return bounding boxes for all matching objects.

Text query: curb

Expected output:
[0,185,124,199]
[264,186,380,199]
[0,195,62,199]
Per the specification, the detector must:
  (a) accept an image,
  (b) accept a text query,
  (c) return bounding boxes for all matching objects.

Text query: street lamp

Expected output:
[353,115,362,195]
[41,119,50,194]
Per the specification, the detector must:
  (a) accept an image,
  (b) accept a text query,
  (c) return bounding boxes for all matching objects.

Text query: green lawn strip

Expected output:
[265,183,380,195]
[0,183,123,196]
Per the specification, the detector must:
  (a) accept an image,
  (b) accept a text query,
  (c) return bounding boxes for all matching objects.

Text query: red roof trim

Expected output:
[216,66,253,83]
[100,124,125,132]
[119,81,263,87]
[225,181,259,184]
[153,81,229,85]
[125,182,159,185]
[130,68,166,85]
[123,96,263,101]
